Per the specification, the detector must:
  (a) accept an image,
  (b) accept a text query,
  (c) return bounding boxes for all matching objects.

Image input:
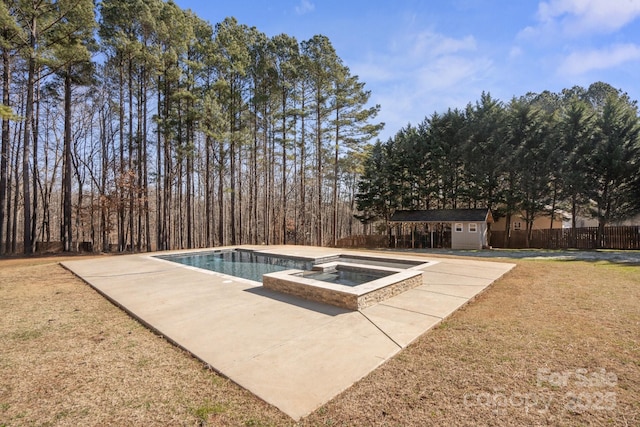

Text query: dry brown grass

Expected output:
[303,258,640,426]
[1,254,639,426]
[0,256,291,427]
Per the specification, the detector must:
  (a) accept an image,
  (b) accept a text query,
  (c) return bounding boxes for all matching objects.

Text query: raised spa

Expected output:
[262,259,428,311]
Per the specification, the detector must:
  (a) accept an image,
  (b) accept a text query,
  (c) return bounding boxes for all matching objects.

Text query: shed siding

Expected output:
[451,222,488,249]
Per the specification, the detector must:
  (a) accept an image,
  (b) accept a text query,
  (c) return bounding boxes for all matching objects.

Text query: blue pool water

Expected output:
[302,269,391,287]
[157,250,313,283]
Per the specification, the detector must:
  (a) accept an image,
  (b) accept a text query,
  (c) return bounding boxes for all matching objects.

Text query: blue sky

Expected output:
[174,0,640,141]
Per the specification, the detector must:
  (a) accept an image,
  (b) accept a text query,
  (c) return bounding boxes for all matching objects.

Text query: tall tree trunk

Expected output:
[118,63,125,251]
[250,105,258,244]
[237,114,243,245]
[262,104,270,244]
[62,69,73,251]
[22,20,36,254]
[7,112,22,254]
[503,213,512,248]
[41,107,50,244]
[571,194,577,248]
[299,87,306,245]
[315,92,322,246]
[332,107,339,247]
[270,128,275,244]
[11,127,19,253]
[142,71,151,252]
[135,77,143,252]
[205,134,212,246]
[549,183,557,231]
[156,80,163,251]
[217,140,225,246]
[229,81,237,245]
[128,59,134,252]
[30,68,40,250]
[281,92,287,244]
[0,45,10,254]
[292,112,298,245]
[74,165,84,249]
[186,123,193,249]
[163,72,172,250]
[100,107,109,252]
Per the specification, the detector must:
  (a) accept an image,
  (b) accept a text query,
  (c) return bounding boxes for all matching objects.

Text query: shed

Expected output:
[389,208,493,250]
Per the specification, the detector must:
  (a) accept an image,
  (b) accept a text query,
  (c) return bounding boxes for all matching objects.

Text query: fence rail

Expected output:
[490,226,640,250]
[335,234,389,248]
[338,226,640,250]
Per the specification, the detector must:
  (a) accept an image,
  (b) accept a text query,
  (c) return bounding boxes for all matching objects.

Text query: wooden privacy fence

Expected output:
[336,234,389,248]
[339,226,640,250]
[490,226,640,250]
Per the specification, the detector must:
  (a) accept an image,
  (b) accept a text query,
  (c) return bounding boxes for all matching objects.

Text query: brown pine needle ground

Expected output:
[1,254,639,426]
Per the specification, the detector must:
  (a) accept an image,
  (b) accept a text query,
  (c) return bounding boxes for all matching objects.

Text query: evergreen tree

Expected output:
[558,97,595,246]
[511,98,555,246]
[355,140,394,230]
[587,94,640,246]
[463,92,506,211]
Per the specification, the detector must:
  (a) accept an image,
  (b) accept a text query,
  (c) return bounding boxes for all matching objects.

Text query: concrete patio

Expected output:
[61,246,515,420]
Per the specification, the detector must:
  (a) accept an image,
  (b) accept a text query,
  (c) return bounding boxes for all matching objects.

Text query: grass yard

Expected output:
[1,253,638,426]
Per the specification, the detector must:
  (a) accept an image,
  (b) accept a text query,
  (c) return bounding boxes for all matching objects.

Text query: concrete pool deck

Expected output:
[61,246,515,420]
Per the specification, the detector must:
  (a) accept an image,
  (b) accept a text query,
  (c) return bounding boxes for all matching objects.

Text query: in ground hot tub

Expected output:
[263,260,426,310]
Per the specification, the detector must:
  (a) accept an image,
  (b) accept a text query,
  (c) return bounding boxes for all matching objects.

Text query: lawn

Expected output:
[1,253,638,426]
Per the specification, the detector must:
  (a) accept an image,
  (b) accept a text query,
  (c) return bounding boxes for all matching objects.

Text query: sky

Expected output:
[173,0,640,141]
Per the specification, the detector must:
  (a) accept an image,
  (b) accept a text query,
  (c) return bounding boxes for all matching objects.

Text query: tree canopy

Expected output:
[1,1,638,254]
[0,0,382,254]
[355,82,640,247]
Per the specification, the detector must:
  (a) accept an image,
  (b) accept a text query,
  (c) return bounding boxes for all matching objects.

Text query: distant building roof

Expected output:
[389,208,493,223]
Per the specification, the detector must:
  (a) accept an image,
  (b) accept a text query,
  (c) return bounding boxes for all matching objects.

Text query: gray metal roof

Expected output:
[389,208,493,223]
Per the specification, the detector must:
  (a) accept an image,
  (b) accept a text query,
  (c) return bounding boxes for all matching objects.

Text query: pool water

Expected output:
[333,256,422,269]
[157,250,313,283]
[302,269,392,287]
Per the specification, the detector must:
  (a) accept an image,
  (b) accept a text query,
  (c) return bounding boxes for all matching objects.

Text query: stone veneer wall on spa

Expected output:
[262,269,423,310]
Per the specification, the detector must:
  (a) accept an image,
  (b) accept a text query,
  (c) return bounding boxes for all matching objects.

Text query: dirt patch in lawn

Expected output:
[1,254,639,426]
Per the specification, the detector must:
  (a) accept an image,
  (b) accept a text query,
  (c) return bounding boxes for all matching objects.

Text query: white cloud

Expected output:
[295,0,315,15]
[526,0,640,38]
[558,43,640,75]
[416,56,493,92]
[411,31,477,58]
[350,29,492,139]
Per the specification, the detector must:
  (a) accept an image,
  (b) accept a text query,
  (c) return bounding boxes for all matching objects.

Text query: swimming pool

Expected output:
[156,248,434,310]
[156,250,313,283]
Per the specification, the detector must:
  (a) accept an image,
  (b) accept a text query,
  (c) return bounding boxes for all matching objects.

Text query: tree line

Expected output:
[356,82,640,247]
[0,0,382,255]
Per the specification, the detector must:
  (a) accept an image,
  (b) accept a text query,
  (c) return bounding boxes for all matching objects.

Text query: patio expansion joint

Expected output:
[375,302,445,321]
[422,270,501,280]
[83,267,185,278]
[413,287,471,299]
[414,283,468,301]
[358,310,404,349]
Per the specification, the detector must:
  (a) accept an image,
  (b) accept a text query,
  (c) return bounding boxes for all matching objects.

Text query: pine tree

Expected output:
[330,66,382,246]
[54,0,95,252]
[0,0,21,254]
